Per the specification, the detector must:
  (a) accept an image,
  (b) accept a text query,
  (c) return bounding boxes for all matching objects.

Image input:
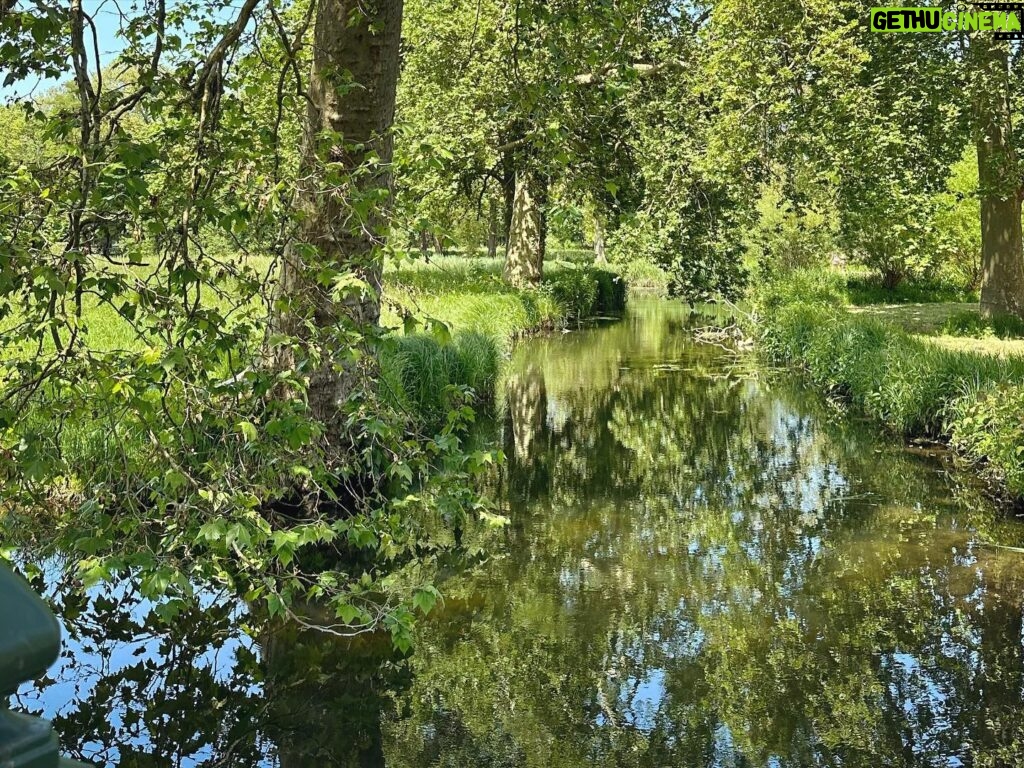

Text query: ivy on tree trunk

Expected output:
[274,0,404,443]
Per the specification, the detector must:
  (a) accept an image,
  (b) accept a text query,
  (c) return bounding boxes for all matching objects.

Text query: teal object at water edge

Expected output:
[0,565,87,767]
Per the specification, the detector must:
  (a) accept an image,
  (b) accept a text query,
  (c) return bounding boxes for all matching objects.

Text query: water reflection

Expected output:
[9,299,1024,767]
[9,572,406,767]
[393,299,1024,767]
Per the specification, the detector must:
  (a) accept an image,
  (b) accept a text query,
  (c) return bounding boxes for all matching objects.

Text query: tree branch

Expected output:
[192,0,263,100]
[574,60,682,86]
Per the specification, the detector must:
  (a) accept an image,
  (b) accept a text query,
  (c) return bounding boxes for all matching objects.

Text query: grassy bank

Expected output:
[753,270,1024,501]
[375,257,626,426]
[13,256,627,496]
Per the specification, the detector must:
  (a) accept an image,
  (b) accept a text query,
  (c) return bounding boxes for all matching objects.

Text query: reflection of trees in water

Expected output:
[13,576,407,767]
[10,302,1024,767]
[394,302,1024,767]
[11,580,267,767]
[507,363,548,472]
[261,611,409,768]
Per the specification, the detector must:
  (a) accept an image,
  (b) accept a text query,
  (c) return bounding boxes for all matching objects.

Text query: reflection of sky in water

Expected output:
[11,559,264,768]
[9,300,1024,767]
[617,668,664,732]
[887,652,962,766]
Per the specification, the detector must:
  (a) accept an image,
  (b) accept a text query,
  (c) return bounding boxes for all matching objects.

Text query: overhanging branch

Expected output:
[193,0,263,100]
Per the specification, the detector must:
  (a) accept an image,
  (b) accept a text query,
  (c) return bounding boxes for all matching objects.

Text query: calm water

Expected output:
[10,299,1024,767]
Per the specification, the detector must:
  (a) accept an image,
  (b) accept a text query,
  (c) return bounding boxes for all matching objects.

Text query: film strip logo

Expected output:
[976,1,1024,38]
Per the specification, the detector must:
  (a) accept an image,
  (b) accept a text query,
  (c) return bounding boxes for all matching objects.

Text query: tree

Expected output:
[0,0,490,647]
[970,36,1024,317]
[398,0,673,288]
[503,164,548,286]
[273,0,404,445]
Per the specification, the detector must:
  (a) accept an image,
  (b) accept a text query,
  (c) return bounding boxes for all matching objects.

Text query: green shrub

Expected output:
[590,268,628,314]
[753,268,847,320]
[746,179,838,275]
[547,268,598,322]
[949,385,1024,497]
[932,147,983,292]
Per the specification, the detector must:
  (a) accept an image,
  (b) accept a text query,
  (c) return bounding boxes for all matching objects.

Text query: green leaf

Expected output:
[412,586,439,615]
[237,420,258,443]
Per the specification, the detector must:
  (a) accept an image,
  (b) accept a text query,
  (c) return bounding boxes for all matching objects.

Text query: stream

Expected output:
[9,298,1024,767]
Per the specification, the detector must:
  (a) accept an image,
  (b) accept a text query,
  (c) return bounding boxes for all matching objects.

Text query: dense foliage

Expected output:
[1,0,1023,647]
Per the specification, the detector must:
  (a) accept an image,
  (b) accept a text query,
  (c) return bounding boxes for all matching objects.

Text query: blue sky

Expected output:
[2,0,128,100]
[1,0,241,101]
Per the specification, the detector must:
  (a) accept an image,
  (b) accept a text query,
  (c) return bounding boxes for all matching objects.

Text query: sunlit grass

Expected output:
[756,277,1024,498]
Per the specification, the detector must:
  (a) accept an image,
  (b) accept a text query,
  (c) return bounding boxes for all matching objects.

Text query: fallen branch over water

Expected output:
[692,323,755,351]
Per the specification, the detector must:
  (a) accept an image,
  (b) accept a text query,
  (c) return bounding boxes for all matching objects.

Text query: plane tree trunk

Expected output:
[972,36,1024,318]
[273,0,403,443]
[503,167,546,287]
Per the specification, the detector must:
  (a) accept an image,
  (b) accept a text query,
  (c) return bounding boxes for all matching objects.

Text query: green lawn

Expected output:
[849,302,1024,358]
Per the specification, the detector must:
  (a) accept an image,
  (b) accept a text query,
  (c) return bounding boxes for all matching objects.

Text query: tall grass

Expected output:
[940,310,1024,340]
[754,273,1024,498]
[381,332,501,424]
[382,257,627,425]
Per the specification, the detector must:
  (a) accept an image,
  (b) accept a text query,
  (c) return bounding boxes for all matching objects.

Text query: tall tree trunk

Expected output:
[972,37,1024,318]
[503,167,546,287]
[487,198,499,259]
[593,215,607,265]
[501,149,515,247]
[273,0,403,442]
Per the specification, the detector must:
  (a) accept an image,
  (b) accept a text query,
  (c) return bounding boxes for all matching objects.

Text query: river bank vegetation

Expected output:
[750,270,1024,501]
[2,0,1024,652]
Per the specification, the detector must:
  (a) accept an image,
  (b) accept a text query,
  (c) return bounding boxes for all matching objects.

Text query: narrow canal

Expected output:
[12,298,1024,766]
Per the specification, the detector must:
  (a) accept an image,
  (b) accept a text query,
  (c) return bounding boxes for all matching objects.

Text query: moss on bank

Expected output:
[752,270,1024,501]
